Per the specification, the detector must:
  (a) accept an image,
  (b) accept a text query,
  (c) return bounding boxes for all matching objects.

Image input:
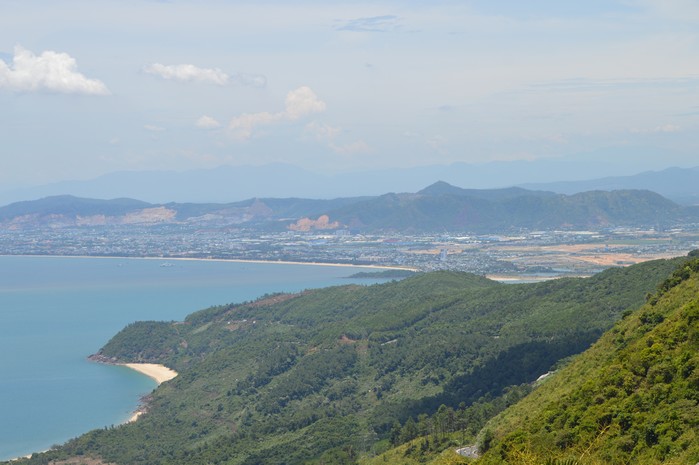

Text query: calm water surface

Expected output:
[0,256,387,460]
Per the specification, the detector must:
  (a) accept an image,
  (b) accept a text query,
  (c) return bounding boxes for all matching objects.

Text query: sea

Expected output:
[0,255,391,461]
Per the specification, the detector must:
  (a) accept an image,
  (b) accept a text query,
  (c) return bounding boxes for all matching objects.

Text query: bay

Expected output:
[0,255,389,460]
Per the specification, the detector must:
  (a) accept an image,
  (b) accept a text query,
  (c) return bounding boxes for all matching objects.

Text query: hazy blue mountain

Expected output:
[0,196,151,221]
[0,165,325,206]
[0,195,370,229]
[3,185,697,232]
[324,188,698,232]
[418,182,556,200]
[1,153,690,207]
[520,166,699,205]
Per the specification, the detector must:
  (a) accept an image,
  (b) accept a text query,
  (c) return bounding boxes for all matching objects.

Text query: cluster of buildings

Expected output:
[1,223,697,278]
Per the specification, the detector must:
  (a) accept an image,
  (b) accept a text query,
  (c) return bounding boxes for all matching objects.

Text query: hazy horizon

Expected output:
[1,161,698,207]
[2,1,699,191]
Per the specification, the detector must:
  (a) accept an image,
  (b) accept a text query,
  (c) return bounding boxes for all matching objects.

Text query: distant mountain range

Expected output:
[2,183,698,233]
[0,195,367,230]
[520,166,699,205]
[2,161,697,206]
[326,185,697,232]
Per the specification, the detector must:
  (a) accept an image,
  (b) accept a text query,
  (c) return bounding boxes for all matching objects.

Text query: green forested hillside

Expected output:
[3,186,698,232]
[474,258,699,465]
[9,257,691,465]
[325,189,696,232]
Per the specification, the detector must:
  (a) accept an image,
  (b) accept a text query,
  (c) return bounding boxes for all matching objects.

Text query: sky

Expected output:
[1,0,698,189]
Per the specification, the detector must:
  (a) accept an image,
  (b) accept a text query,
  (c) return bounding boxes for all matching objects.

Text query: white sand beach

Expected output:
[122,363,178,423]
[123,363,178,384]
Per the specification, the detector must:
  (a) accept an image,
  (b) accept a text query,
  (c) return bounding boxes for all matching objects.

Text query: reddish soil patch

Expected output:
[49,457,114,465]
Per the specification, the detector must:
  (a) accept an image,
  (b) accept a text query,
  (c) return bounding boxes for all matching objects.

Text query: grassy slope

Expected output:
[9,258,690,465]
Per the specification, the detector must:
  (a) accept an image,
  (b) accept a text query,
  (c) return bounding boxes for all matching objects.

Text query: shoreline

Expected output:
[121,363,178,423]
[0,253,417,271]
[122,363,178,385]
[2,254,404,462]
[88,356,179,424]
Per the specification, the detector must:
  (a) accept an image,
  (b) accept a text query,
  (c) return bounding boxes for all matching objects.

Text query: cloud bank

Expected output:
[229,86,326,139]
[196,115,222,129]
[0,45,109,95]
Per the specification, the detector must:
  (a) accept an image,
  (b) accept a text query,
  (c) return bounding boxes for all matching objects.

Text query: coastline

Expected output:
[88,356,178,423]
[2,254,402,462]
[0,253,417,271]
[123,363,178,385]
[121,363,178,423]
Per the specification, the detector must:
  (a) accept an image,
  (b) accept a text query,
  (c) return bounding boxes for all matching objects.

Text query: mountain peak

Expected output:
[418,180,460,195]
[418,182,555,201]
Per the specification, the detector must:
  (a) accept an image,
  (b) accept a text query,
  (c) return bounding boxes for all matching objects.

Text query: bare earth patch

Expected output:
[49,456,114,465]
[247,291,308,308]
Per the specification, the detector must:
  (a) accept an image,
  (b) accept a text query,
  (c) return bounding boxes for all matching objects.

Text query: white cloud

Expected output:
[654,124,681,133]
[0,45,109,95]
[196,115,222,129]
[336,15,400,32]
[229,111,278,139]
[228,86,326,139]
[144,63,230,85]
[304,121,341,141]
[144,124,165,132]
[630,124,681,134]
[285,86,327,120]
[145,63,267,88]
[304,121,371,154]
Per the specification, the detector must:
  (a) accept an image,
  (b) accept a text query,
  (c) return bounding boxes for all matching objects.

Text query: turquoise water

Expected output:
[0,256,386,460]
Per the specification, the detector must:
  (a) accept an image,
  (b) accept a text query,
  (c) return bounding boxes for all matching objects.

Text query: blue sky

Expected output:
[1,0,698,188]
